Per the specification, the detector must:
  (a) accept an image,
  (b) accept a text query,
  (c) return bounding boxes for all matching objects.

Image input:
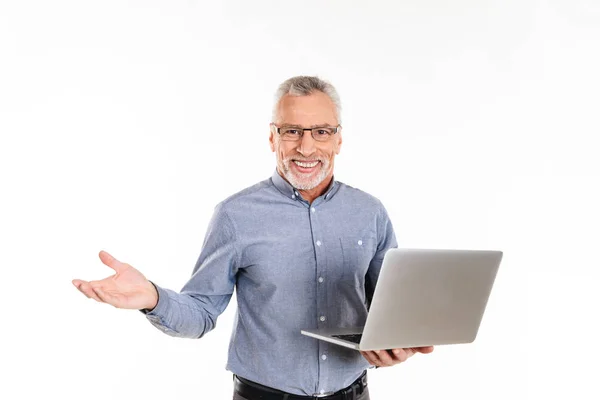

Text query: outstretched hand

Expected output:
[72,250,158,310]
[361,346,434,368]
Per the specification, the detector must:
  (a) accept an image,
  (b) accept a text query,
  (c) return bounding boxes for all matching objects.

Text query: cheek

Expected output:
[274,147,288,166]
[320,147,337,160]
[277,143,296,159]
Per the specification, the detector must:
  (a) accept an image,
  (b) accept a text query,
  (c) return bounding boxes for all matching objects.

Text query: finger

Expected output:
[78,282,103,302]
[72,279,85,288]
[368,351,383,367]
[92,287,120,308]
[73,279,92,298]
[361,351,382,367]
[98,250,126,273]
[390,348,409,363]
[415,346,434,354]
[73,279,91,298]
[375,349,396,366]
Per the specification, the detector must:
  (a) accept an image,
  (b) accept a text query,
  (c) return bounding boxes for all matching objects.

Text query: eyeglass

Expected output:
[272,124,340,142]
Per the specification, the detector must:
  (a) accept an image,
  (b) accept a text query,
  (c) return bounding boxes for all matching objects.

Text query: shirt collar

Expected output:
[270,169,340,202]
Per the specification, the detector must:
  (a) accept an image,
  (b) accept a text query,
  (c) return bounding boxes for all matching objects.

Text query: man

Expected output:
[72,76,434,399]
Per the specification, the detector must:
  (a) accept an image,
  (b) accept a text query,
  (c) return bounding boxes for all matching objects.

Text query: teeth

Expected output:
[294,161,319,168]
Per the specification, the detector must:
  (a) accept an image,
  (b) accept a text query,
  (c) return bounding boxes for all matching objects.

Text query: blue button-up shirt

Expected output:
[144,170,397,396]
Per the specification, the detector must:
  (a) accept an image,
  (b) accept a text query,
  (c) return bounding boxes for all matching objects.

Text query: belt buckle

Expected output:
[359,374,367,393]
[313,391,335,398]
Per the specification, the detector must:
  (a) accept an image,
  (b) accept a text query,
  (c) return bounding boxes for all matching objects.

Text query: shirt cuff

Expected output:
[139,281,168,317]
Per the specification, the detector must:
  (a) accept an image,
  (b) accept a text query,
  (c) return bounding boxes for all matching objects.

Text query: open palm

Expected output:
[72,250,158,310]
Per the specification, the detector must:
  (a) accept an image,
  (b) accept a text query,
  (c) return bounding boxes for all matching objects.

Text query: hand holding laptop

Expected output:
[361,346,435,368]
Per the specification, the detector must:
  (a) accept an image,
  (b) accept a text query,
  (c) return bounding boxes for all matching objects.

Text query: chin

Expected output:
[294,181,320,191]
[289,173,327,191]
[281,160,331,190]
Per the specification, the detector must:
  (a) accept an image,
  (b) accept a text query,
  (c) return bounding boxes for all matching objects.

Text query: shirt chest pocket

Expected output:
[338,236,378,287]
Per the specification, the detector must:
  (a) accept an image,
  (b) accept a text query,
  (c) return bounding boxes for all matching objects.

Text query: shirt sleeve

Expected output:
[141,203,240,338]
[365,202,398,307]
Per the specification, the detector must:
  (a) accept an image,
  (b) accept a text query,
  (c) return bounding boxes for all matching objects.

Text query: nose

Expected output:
[296,130,317,157]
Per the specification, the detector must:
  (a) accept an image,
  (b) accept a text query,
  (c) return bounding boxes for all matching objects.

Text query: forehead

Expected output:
[275,92,338,126]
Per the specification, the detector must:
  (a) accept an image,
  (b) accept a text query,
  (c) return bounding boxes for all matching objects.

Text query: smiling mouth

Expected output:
[293,160,320,168]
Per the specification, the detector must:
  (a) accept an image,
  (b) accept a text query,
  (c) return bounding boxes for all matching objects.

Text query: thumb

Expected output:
[98,250,126,273]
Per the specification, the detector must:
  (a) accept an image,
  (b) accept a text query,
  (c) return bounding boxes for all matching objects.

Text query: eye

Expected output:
[283,129,301,135]
[315,128,333,136]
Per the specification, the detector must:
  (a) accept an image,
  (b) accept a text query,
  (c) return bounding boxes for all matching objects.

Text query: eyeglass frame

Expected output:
[270,123,341,142]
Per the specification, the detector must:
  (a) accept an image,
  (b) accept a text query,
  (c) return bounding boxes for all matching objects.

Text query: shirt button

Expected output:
[319,315,326,322]
[318,277,324,283]
[358,240,363,246]
[316,240,322,246]
[311,207,316,213]
[321,354,327,361]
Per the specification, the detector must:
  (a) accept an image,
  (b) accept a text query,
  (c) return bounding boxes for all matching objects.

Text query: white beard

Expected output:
[281,158,330,190]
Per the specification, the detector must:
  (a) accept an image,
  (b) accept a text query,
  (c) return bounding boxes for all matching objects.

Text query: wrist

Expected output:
[143,281,159,311]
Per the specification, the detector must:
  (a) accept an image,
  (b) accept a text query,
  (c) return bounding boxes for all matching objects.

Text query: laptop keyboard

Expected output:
[332,334,363,344]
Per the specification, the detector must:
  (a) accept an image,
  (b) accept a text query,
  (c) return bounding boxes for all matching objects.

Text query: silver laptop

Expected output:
[301,248,502,351]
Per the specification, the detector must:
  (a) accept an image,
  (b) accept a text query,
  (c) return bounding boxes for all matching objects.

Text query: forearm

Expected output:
[141,283,229,338]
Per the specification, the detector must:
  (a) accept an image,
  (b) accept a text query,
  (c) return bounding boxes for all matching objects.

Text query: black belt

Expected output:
[233,371,368,400]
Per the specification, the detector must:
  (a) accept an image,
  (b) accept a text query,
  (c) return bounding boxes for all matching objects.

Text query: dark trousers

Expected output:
[231,375,371,400]
[232,388,370,400]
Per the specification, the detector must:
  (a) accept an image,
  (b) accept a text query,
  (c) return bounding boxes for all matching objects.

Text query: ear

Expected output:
[269,124,276,152]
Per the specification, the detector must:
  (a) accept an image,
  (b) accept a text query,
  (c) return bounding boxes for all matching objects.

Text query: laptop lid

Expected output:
[358,248,502,350]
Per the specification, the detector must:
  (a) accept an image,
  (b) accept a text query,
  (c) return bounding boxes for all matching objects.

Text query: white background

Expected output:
[1,1,599,399]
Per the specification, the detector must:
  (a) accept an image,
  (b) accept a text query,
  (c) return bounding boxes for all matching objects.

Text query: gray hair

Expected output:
[272,76,342,123]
